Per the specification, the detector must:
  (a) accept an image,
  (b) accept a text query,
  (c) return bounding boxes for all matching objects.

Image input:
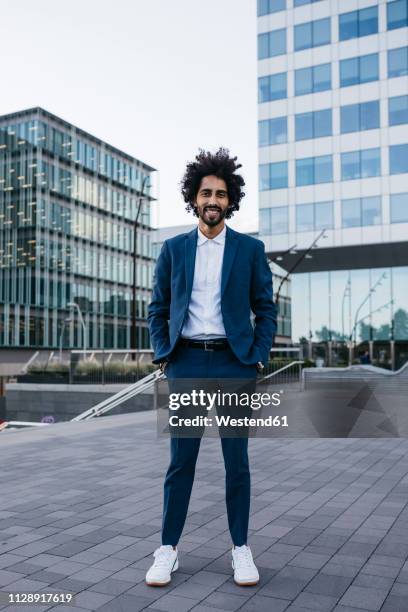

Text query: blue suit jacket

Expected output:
[147,225,278,366]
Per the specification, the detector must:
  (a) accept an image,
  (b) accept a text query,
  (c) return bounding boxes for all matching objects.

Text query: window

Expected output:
[258,29,286,59]
[339,6,378,41]
[340,101,380,133]
[296,155,332,186]
[295,109,332,140]
[342,197,381,227]
[258,73,287,102]
[294,0,323,5]
[259,162,288,190]
[389,95,408,126]
[340,53,379,87]
[295,63,331,96]
[390,144,408,174]
[259,117,287,146]
[295,18,331,51]
[388,47,408,78]
[271,207,288,234]
[390,193,408,223]
[259,208,271,234]
[341,148,381,181]
[259,207,288,234]
[296,201,333,232]
[258,0,286,16]
[387,0,408,31]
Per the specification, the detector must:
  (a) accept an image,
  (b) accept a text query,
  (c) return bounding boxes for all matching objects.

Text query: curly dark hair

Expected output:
[180,147,245,219]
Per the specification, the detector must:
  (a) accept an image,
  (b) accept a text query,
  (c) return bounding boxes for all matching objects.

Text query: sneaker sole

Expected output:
[145,558,178,587]
[145,578,171,586]
[233,578,260,586]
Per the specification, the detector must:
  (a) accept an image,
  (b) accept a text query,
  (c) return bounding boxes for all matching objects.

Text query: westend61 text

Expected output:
[168,390,282,411]
[168,415,288,427]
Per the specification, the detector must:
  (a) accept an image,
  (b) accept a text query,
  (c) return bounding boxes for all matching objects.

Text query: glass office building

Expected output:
[0,107,156,349]
[258,0,408,367]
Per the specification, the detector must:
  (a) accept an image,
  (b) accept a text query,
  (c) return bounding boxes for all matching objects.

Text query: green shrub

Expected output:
[28,362,69,374]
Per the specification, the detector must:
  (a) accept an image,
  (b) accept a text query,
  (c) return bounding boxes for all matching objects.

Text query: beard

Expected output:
[196,205,228,227]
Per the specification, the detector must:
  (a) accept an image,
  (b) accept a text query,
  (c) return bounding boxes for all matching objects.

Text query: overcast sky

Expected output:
[1,0,258,232]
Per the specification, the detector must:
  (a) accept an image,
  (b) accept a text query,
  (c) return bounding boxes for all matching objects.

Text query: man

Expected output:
[146,148,277,587]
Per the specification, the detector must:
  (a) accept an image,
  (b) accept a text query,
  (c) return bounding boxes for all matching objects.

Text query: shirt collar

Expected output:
[197,224,226,246]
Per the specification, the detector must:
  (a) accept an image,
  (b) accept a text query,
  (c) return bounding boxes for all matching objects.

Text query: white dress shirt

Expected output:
[181,225,227,339]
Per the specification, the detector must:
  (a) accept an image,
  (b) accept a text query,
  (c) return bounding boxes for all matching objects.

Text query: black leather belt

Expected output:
[179,338,229,351]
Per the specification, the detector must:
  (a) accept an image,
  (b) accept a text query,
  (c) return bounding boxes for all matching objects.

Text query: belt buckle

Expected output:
[204,341,214,351]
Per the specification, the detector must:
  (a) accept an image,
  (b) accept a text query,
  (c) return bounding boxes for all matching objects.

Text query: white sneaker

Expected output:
[232,545,259,586]
[145,545,178,586]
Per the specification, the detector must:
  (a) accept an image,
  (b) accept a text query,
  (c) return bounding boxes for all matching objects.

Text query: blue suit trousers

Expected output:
[161,343,257,547]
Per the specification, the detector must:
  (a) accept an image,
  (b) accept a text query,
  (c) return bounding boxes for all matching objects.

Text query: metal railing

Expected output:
[261,360,304,391]
[2,356,305,429]
[71,349,155,384]
[71,369,164,421]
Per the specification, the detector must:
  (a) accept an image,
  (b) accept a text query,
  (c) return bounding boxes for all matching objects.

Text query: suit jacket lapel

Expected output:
[185,227,198,300]
[221,226,239,297]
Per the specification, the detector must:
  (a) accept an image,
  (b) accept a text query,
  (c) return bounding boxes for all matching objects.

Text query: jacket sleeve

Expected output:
[250,241,278,364]
[147,240,172,364]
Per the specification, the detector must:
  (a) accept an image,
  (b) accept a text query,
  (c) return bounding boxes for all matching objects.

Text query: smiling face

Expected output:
[194,175,230,228]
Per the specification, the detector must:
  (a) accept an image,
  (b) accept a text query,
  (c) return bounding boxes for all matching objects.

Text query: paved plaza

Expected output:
[1,411,408,612]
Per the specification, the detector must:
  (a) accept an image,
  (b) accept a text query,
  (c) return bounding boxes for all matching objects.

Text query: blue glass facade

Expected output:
[257,0,285,17]
[258,29,286,59]
[295,63,331,96]
[258,1,408,353]
[340,101,380,133]
[296,155,333,186]
[294,18,331,51]
[387,0,408,30]
[258,73,287,102]
[339,6,378,41]
[0,108,155,349]
[390,193,408,223]
[388,46,408,77]
[341,148,381,181]
[389,95,408,125]
[258,117,287,146]
[340,53,379,87]
[296,201,333,232]
[295,109,332,141]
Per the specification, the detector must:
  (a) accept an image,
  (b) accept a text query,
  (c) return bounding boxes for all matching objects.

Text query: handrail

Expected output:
[71,369,164,421]
[1,420,50,430]
[22,351,39,374]
[261,360,304,381]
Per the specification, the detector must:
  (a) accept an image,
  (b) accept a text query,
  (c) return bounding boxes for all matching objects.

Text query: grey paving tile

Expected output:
[148,594,199,611]
[97,593,152,612]
[305,572,352,598]
[239,596,290,611]
[89,577,134,596]
[380,594,408,612]
[199,590,251,610]
[339,585,388,611]
[71,590,116,610]
[2,415,408,612]
[292,592,337,611]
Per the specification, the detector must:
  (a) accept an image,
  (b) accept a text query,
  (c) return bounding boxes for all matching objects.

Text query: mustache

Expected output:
[203,205,222,212]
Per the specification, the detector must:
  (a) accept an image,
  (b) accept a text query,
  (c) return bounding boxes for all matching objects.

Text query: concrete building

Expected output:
[0,107,156,350]
[257,0,408,367]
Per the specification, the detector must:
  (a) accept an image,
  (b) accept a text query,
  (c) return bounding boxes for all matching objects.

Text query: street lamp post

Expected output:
[348,272,387,365]
[275,228,327,307]
[67,301,86,361]
[59,317,72,363]
[131,175,150,362]
[341,278,351,341]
